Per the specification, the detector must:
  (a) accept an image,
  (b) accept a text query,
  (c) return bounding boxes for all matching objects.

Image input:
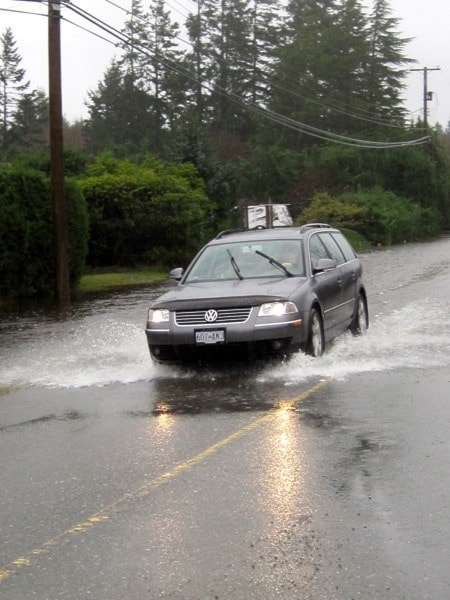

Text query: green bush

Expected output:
[79,154,213,268]
[342,188,440,245]
[66,177,89,286]
[295,188,441,246]
[0,168,88,299]
[288,141,449,230]
[296,192,368,231]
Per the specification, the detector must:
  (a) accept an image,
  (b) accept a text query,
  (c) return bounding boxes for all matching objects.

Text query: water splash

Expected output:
[0,297,448,389]
[264,298,449,386]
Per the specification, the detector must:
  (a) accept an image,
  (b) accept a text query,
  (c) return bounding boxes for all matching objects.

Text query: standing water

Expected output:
[0,237,449,389]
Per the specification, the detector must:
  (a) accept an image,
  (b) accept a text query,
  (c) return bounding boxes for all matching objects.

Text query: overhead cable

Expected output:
[98,0,423,132]
[62,1,430,148]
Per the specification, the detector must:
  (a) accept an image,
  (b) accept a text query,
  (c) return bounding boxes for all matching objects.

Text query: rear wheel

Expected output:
[350,293,369,335]
[306,308,324,357]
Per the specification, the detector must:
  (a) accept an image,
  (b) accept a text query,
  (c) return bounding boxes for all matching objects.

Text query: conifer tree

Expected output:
[115,0,185,153]
[145,0,186,150]
[269,0,340,144]
[366,0,411,123]
[9,89,49,153]
[330,0,372,133]
[84,61,154,153]
[269,0,411,148]
[248,0,283,105]
[185,0,255,134]
[0,28,29,149]
[118,0,149,88]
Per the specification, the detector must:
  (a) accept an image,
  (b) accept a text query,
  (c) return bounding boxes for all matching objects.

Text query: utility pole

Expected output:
[411,66,440,128]
[48,0,70,305]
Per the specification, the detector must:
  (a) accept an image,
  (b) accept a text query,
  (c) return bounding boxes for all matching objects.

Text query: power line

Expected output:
[99,0,412,130]
[0,7,46,17]
[12,1,421,148]
[62,1,430,148]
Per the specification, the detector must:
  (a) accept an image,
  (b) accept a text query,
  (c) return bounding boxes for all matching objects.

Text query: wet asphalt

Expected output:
[0,236,449,599]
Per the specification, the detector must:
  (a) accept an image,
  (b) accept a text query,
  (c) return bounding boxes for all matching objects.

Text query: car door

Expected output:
[308,233,343,335]
[319,232,357,325]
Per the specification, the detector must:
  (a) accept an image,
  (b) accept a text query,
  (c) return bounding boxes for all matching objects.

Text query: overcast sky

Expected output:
[1,0,449,128]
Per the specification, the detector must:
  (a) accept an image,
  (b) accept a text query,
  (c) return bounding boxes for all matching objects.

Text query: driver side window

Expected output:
[309,235,329,269]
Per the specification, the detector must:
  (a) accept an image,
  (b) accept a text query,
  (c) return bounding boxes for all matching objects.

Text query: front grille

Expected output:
[175,307,252,326]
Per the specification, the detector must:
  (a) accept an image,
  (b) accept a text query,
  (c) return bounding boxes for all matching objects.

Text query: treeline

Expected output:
[1,0,450,300]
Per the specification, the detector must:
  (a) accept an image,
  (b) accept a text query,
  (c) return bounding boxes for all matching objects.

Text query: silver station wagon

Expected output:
[145,224,369,363]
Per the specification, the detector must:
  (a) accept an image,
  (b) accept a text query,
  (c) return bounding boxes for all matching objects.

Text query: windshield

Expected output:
[185,239,305,282]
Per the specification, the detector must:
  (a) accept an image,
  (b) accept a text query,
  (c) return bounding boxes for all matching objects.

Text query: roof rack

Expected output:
[299,223,331,233]
[215,228,248,239]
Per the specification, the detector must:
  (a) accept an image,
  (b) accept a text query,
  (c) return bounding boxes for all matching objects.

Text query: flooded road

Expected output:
[0,236,449,599]
[0,236,448,390]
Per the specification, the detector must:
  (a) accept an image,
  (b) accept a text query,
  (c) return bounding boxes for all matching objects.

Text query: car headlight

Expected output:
[258,301,298,317]
[148,308,170,323]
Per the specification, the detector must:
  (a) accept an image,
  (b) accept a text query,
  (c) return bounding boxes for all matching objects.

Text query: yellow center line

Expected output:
[0,377,332,584]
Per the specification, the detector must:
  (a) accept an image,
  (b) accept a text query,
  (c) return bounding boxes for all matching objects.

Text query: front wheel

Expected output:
[306,308,325,357]
[350,293,369,335]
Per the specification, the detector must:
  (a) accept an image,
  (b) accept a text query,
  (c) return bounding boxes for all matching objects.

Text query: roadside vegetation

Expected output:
[77,267,166,295]
[1,1,450,303]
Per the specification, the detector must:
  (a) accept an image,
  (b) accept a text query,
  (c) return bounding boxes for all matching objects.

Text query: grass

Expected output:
[77,267,167,294]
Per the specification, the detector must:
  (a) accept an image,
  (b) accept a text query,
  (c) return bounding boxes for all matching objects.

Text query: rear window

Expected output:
[332,232,357,262]
[309,232,355,267]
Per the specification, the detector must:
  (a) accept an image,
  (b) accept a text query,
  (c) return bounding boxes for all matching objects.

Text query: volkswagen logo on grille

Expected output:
[204,309,218,323]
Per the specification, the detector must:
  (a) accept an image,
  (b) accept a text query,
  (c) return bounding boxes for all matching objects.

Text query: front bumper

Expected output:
[145,309,306,363]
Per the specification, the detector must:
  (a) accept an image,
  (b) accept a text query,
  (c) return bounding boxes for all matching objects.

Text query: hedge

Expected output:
[0,168,88,299]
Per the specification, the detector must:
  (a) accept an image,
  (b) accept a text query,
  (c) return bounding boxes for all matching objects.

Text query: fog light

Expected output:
[272,340,283,350]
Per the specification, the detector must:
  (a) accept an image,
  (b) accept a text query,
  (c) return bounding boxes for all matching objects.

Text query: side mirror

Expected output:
[169,267,184,281]
[313,258,337,273]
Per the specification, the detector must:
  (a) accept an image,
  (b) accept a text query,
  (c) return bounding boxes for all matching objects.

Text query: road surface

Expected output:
[1,236,449,599]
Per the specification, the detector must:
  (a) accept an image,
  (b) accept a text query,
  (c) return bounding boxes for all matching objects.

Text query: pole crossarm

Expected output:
[411,66,441,127]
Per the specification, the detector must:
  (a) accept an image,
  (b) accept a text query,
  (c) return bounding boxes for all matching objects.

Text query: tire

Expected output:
[350,293,369,335]
[306,308,325,357]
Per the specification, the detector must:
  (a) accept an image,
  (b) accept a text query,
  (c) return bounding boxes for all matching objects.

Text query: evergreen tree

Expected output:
[118,0,149,87]
[269,0,411,148]
[269,0,340,146]
[145,0,186,151]
[8,88,49,154]
[248,0,284,105]
[115,0,186,154]
[185,0,206,123]
[0,28,29,150]
[366,0,411,123]
[186,0,254,134]
[84,61,154,153]
[329,0,372,133]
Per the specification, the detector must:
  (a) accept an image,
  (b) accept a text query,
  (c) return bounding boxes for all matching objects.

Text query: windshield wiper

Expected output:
[227,249,244,280]
[255,249,294,277]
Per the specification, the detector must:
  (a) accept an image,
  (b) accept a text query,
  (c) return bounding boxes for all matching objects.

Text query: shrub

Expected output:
[295,192,368,231]
[0,168,88,299]
[342,188,440,245]
[79,154,213,268]
[295,188,441,246]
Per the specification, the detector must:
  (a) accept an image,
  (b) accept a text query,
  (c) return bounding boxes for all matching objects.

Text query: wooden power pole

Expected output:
[48,0,70,304]
[411,66,441,128]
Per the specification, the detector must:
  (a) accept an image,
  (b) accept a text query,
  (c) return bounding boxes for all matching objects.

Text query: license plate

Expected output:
[195,329,225,345]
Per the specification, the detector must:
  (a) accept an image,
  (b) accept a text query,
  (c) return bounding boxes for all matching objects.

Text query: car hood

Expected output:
[151,277,307,311]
